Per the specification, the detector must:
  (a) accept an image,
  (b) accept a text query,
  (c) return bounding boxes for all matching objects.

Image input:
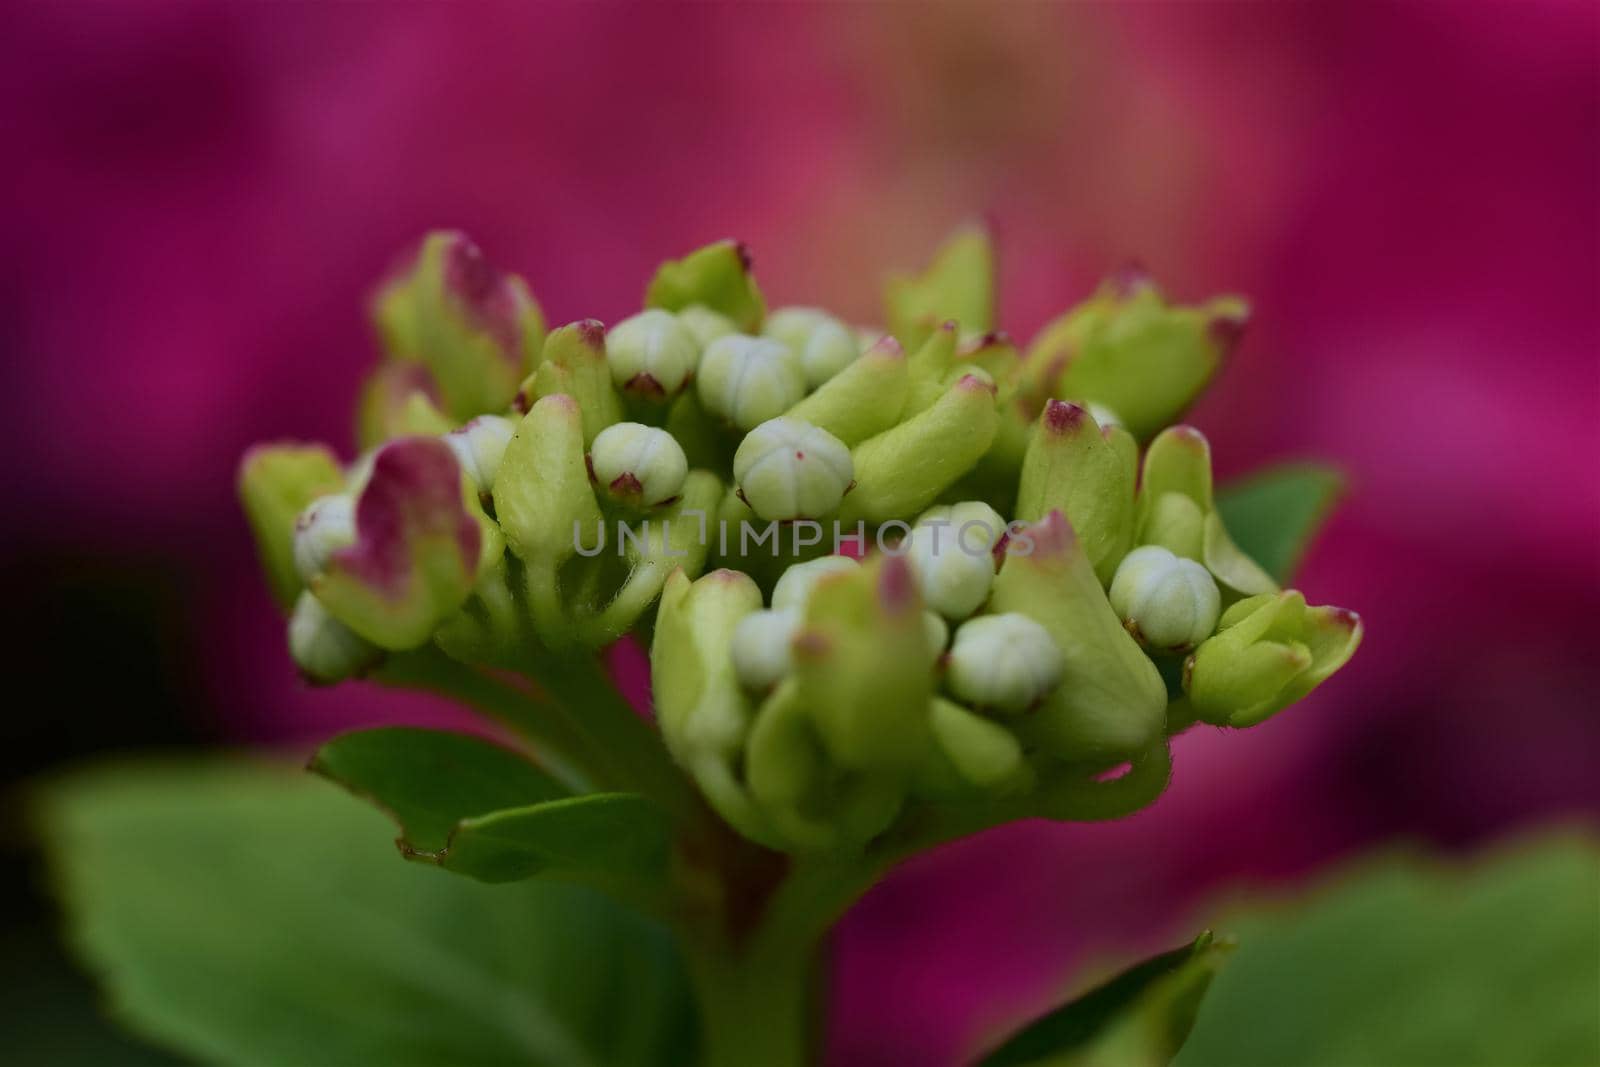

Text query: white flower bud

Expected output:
[676,304,737,348]
[764,306,859,389]
[771,555,860,612]
[902,501,1006,619]
[293,493,356,582]
[730,607,801,691]
[946,612,1064,713]
[923,610,950,653]
[606,309,700,398]
[443,414,515,494]
[588,422,689,507]
[697,334,805,430]
[287,592,379,684]
[1109,544,1221,651]
[732,417,854,521]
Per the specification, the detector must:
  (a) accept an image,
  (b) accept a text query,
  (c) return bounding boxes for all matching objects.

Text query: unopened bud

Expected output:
[946,612,1064,713]
[443,414,515,495]
[771,555,859,612]
[903,502,1005,619]
[923,611,950,653]
[1109,545,1220,652]
[293,494,356,582]
[733,417,854,520]
[606,309,700,399]
[587,422,688,508]
[676,304,737,348]
[697,334,805,430]
[730,608,801,691]
[288,592,379,684]
[764,307,859,389]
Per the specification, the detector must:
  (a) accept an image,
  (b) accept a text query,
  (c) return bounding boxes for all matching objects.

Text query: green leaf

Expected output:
[309,726,568,853]
[36,761,696,1067]
[1176,831,1600,1067]
[439,793,674,886]
[979,932,1232,1067]
[1215,463,1345,584]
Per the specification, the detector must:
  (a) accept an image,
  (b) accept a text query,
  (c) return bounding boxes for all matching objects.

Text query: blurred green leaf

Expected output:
[1215,464,1345,584]
[310,726,568,854]
[979,932,1232,1067]
[36,761,696,1067]
[439,793,674,886]
[1176,831,1600,1067]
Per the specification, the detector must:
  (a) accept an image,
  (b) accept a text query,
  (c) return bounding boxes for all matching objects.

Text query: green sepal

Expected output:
[355,363,455,449]
[991,511,1167,763]
[651,568,781,847]
[237,441,345,610]
[1185,590,1363,727]
[371,230,545,421]
[519,320,623,446]
[309,726,568,855]
[432,553,527,669]
[785,335,910,446]
[904,321,961,414]
[310,437,501,649]
[919,697,1032,797]
[791,554,936,773]
[839,373,999,524]
[644,239,765,332]
[956,331,1024,387]
[494,393,602,594]
[1016,400,1136,584]
[885,224,995,351]
[1022,269,1245,440]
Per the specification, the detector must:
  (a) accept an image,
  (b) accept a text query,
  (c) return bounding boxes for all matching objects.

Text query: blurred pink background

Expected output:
[3,3,1595,1064]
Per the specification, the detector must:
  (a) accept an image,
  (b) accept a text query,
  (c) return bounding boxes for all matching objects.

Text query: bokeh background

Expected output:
[3,3,1595,1064]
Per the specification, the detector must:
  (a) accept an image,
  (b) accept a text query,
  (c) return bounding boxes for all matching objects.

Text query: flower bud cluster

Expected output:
[242,227,1360,855]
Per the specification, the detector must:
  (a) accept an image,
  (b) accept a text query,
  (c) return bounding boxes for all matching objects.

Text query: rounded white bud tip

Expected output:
[771,555,860,612]
[606,309,700,398]
[676,304,737,348]
[764,306,859,389]
[697,334,806,430]
[946,612,1065,713]
[293,493,356,582]
[731,608,801,691]
[588,422,689,507]
[444,414,515,494]
[288,592,378,684]
[903,501,1006,619]
[1108,545,1221,651]
[732,417,854,521]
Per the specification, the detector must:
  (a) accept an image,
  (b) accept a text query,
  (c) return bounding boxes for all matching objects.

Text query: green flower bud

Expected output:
[926,697,1028,791]
[519,320,623,445]
[292,493,356,583]
[587,422,689,508]
[785,336,909,446]
[946,613,1064,713]
[697,334,805,430]
[371,231,544,420]
[355,364,453,449]
[645,239,766,332]
[990,512,1168,762]
[311,437,502,650]
[771,555,860,612]
[1015,399,1136,584]
[605,309,700,400]
[1109,545,1221,652]
[955,332,1024,388]
[923,611,950,653]
[885,223,994,351]
[676,303,738,349]
[238,442,345,609]
[1186,590,1363,727]
[288,591,380,684]
[764,306,858,389]
[733,417,854,521]
[839,373,999,524]
[730,608,801,691]
[1138,425,1278,595]
[902,501,1005,619]
[1021,266,1245,440]
[443,414,515,496]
